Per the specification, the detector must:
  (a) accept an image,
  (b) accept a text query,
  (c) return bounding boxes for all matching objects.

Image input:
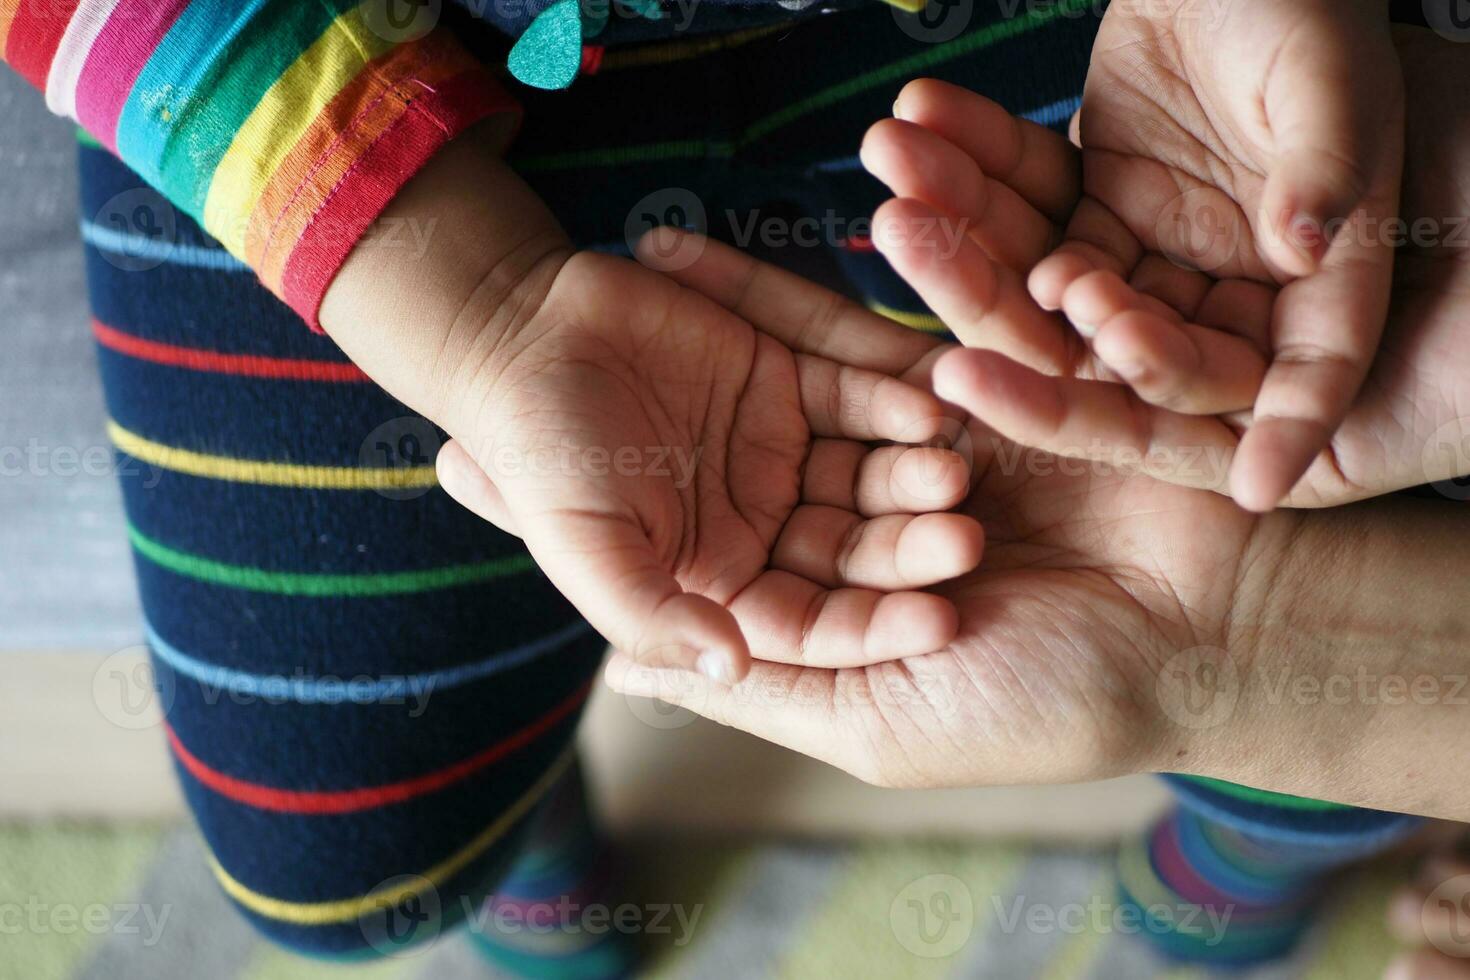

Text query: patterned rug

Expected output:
[0,823,1415,980]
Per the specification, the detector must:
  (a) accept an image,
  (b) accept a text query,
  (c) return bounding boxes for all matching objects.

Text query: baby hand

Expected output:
[324,135,983,686]
[865,21,1470,508]
[870,0,1405,512]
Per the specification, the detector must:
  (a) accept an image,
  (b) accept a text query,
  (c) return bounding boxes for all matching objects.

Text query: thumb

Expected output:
[1257,16,1400,276]
[521,507,751,685]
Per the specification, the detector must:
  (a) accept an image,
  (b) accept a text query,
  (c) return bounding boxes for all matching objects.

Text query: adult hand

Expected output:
[602,234,1470,825]
[604,232,1268,788]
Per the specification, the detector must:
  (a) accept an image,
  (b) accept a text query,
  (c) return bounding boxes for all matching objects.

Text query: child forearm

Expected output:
[318,123,573,441]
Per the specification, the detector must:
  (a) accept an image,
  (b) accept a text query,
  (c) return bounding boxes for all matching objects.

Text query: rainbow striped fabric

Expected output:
[0,0,517,326]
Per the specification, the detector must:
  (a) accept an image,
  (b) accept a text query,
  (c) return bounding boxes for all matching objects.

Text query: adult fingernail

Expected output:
[696,651,733,685]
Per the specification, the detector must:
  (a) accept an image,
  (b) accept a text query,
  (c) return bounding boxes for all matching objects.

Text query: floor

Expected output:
[0,821,1415,980]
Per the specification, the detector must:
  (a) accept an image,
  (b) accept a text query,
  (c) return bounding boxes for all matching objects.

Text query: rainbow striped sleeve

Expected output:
[0,0,519,328]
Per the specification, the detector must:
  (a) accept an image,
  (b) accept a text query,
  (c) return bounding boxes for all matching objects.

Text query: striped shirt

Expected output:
[0,0,517,327]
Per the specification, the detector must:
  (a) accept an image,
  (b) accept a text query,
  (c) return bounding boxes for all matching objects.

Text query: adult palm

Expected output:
[603,234,1265,788]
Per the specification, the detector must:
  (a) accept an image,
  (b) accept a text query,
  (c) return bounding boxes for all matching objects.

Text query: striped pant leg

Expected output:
[1118,776,1423,965]
[81,141,605,956]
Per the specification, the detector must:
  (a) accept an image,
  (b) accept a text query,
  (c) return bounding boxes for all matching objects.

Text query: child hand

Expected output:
[863,23,1470,507]
[323,137,985,684]
[877,0,1405,511]
[431,244,987,682]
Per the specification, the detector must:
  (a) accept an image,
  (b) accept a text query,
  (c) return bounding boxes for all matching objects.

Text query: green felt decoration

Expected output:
[508,0,583,90]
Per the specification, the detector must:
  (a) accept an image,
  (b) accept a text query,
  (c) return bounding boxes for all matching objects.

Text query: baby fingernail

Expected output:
[696,651,733,685]
[1284,211,1329,265]
[1073,320,1099,339]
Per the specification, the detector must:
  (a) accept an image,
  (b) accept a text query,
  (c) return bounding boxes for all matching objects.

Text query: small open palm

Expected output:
[436,247,987,682]
[604,234,1264,788]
